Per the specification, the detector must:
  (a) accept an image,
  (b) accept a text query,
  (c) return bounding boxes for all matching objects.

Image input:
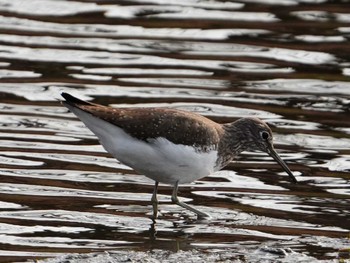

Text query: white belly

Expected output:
[108,135,218,184]
[67,106,218,185]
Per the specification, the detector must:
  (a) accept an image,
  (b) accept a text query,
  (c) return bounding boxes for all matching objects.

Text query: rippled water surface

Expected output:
[0,0,349,262]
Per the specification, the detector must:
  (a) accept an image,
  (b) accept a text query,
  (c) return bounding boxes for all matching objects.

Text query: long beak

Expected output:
[267,145,297,184]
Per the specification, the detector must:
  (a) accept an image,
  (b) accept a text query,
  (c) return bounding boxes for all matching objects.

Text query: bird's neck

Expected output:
[216,120,252,169]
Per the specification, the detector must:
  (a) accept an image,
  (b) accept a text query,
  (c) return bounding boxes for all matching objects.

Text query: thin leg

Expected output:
[151,181,159,220]
[171,181,209,219]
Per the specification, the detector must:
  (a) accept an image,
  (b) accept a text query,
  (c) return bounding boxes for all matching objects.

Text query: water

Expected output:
[0,0,349,262]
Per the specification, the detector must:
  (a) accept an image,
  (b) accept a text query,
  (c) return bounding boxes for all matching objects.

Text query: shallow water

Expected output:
[0,0,349,262]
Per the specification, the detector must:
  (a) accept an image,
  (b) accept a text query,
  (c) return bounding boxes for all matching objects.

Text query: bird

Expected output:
[61,92,297,219]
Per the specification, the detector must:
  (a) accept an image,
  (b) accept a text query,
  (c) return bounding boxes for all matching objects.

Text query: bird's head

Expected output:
[229,117,297,184]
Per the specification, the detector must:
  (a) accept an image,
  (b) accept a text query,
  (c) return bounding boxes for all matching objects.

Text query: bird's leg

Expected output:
[151,181,159,220]
[171,181,209,219]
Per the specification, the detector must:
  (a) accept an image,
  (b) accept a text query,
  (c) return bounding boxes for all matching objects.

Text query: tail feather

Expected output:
[61,92,92,107]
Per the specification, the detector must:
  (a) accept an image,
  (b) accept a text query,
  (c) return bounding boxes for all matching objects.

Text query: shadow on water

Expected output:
[0,0,349,262]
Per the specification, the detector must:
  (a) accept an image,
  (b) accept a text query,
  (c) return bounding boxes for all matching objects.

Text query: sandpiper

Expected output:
[61,92,297,219]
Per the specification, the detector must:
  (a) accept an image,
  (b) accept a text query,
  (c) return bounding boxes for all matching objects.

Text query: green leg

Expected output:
[151,181,159,220]
[171,181,209,219]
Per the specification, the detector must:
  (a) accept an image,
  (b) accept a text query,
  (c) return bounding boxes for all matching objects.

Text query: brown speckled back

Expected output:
[75,103,223,149]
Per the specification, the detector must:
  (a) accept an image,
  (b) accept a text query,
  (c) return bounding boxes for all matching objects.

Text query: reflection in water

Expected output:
[0,0,349,262]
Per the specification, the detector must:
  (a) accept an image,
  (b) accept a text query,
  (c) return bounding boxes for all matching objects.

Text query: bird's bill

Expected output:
[267,146,297,183]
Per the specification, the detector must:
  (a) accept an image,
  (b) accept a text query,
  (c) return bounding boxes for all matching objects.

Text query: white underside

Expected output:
[66,105,218,185]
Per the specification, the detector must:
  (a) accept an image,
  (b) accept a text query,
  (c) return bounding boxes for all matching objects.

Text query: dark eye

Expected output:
[260,131,269,140]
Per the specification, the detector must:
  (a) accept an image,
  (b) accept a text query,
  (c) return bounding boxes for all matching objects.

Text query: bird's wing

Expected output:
[61,93,223,148]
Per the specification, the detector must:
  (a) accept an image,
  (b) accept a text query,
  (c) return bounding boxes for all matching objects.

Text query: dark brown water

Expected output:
[0,0,349,262]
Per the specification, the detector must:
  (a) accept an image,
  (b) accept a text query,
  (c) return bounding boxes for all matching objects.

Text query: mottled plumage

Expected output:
[61,92,297,219]
[81,106,222,150]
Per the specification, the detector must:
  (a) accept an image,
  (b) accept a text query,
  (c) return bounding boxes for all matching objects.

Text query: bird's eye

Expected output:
[260,131,269,140]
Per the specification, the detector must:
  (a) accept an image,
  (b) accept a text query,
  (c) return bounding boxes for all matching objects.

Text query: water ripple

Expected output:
[0,0,349,261]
